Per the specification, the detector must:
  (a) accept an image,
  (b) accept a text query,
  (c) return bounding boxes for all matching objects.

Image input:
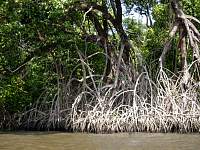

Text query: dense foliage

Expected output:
[0,0,200,132]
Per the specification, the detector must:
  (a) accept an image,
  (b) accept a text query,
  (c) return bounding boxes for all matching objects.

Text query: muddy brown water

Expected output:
[0,132,199,150]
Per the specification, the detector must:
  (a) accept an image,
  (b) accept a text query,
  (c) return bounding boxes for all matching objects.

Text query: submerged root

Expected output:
[2,67,200,133]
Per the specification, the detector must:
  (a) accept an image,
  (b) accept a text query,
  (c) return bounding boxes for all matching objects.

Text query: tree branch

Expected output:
[115,0,122,24]
[159,22,179,68]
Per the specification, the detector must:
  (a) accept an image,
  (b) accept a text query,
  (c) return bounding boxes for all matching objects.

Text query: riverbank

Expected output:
[1,70,200,133]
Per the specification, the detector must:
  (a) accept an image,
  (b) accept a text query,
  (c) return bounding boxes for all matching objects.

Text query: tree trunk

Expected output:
[179,28,188,71]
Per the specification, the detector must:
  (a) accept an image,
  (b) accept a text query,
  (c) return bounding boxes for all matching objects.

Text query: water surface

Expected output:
[0,132,199,150]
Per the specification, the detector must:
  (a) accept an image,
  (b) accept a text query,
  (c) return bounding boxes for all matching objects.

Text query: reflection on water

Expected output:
[0,132,199,150]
